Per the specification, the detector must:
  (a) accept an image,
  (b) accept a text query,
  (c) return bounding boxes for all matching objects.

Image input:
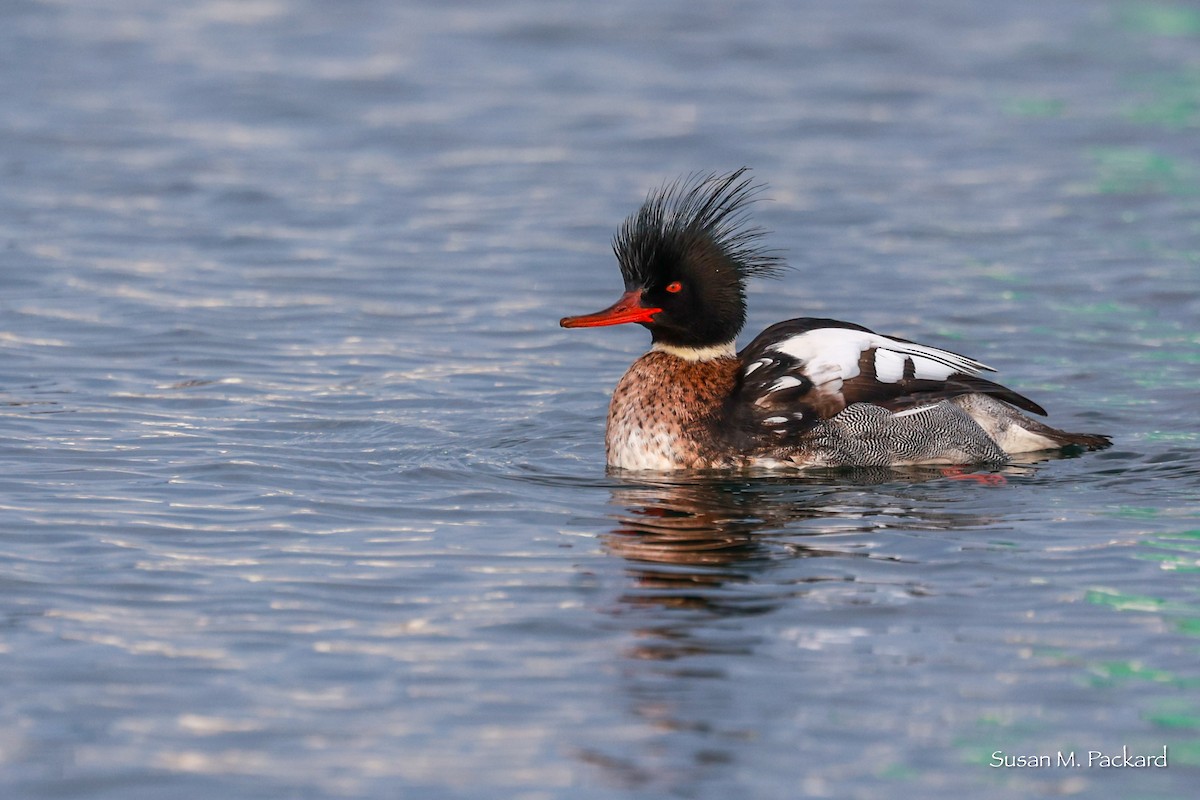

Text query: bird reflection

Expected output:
[578,463,1061,792]
[601,456,1074,592]
[594,463,1069,667]
[601,465,1017,616]
[603,479,835,616]
[606,483,769,572]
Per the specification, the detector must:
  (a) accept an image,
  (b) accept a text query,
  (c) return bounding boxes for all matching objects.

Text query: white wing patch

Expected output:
[770,328,991,386]
[743,357,771,377]
[804,360,845,394]
[772,329,867,378]
[768,376,803,392]
[873,348,907,383]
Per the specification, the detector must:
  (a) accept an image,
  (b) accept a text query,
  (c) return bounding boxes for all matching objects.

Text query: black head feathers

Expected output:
[607,169,786,348]
[612,168,785,292]
[562,170,787,348]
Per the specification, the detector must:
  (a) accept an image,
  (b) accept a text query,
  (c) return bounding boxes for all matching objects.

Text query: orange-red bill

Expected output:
[560,290,662,328]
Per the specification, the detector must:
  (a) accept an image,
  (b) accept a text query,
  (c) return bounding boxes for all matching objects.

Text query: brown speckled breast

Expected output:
[605,352,740,470]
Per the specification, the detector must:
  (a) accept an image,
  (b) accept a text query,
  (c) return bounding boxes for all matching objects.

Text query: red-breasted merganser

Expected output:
[560,169,1111,471]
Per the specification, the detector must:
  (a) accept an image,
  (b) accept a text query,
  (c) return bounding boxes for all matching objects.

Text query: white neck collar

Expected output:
[650,341,737,362]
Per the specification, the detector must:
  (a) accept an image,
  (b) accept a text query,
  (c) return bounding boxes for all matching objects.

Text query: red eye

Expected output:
[665,281,683,293]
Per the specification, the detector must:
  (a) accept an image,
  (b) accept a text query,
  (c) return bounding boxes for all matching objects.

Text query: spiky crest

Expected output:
[612,168,785,289]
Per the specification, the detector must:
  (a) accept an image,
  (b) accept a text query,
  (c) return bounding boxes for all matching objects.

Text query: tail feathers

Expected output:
[1035,429,1112,451]
[951,394,1112,455]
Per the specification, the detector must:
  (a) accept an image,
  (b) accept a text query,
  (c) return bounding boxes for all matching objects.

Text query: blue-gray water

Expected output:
[2,1,1198,798]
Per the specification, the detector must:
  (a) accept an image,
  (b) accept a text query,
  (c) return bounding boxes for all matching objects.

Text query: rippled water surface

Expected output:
[2,1,1199,798]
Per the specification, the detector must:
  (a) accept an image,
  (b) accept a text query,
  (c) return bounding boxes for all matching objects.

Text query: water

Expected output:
[2,1,1198,798]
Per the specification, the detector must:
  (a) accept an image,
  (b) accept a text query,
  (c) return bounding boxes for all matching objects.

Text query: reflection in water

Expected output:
[601,456,1076,584]
[580,469,1020,792]
[604,480,852,620]
[602,467,1017,614]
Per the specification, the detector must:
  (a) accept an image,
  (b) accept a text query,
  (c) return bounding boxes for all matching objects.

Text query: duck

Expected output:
[560,169,1111,471]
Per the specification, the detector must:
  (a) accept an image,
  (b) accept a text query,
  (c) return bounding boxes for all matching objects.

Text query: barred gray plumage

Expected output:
[752,393,1109,469]
[795,399,1011,467]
